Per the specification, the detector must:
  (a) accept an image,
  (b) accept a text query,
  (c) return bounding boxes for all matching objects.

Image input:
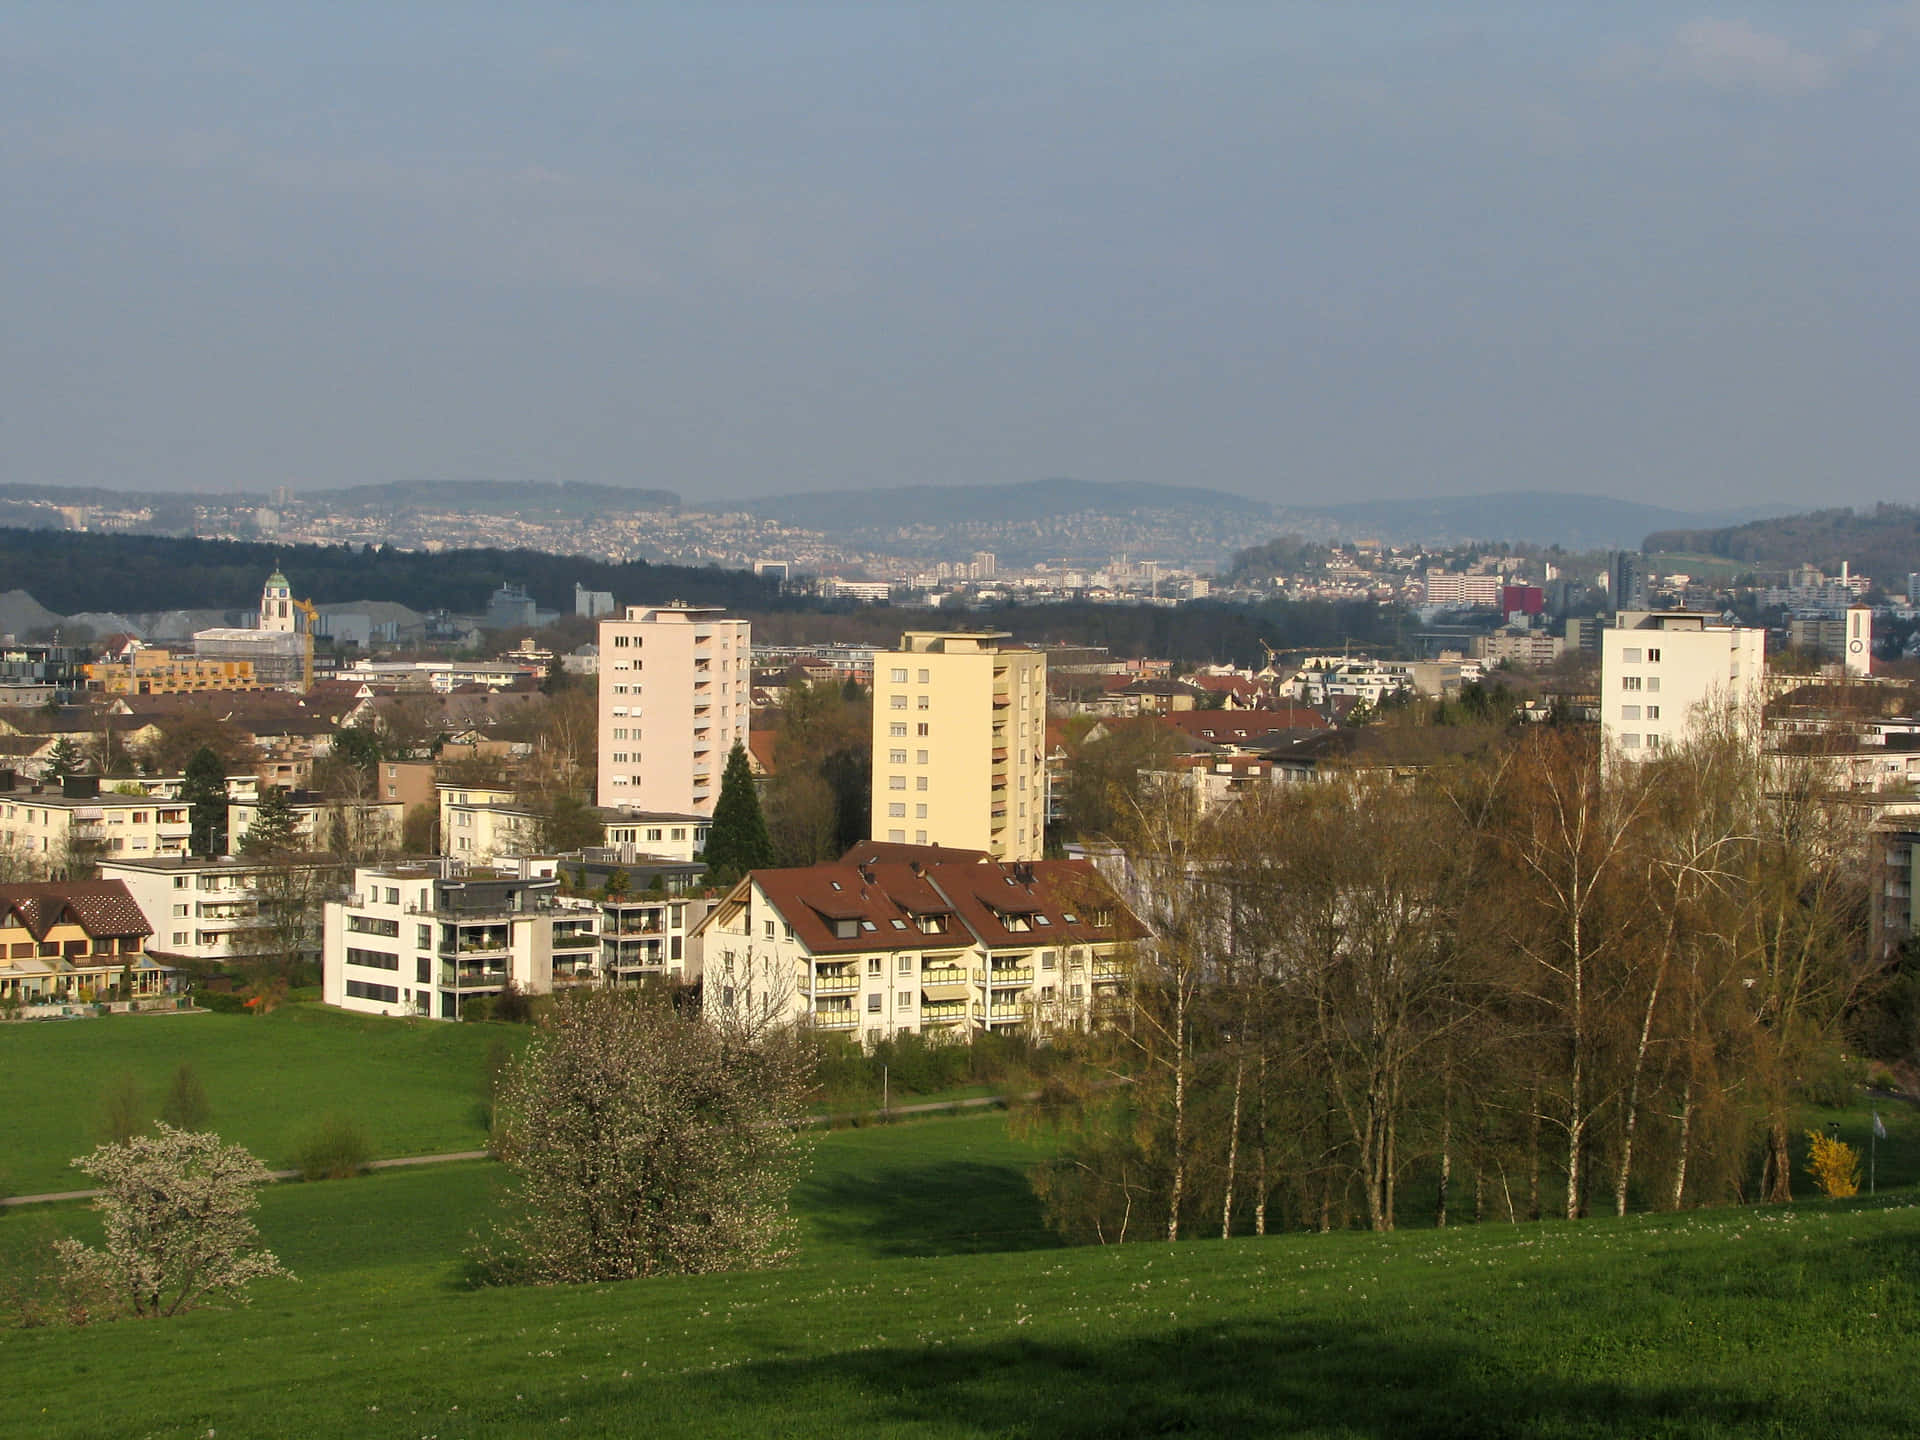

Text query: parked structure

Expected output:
[869,632,1047,861]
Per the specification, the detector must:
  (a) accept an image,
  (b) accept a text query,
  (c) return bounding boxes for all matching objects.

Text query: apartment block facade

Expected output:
[1601,611,1766,761]
[695,848,1139,1046]
[597,605,750,817]
[102,855,347,966]
[870,632,1046,862]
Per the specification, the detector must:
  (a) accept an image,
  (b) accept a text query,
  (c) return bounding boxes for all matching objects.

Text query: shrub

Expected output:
[1804,1130,1861,1198]
[159,1062,211,1131]
[196,990,247,1015]
[296,1113,371,1181]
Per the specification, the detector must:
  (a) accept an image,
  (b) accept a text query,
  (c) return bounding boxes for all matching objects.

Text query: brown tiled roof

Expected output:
[0,881,153,940]
[839,840,992,868]
[1162,709,1332,745]
[922,859,1144,948]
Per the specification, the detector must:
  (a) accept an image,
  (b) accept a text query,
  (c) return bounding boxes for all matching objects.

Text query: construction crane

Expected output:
[292,596,319,690]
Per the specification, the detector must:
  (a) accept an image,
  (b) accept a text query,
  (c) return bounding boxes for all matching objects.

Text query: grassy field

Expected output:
[0,1008,516,1195]
[2,1114,1916,1439]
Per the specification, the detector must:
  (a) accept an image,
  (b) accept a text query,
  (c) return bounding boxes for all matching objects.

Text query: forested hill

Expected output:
[1642,504,1920,579]
[0,528,783,617]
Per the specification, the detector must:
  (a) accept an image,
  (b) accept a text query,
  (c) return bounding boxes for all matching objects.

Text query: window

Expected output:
[173,876,188,890]
[1041,950,1057,970]
[889,775,907,790]
[1622,647,1642,663]
[915,830,927,843]
[898,991,914,1008]
[916,695,930,709]
[348,915,401,937]
[346,947,399,971]
[385,887,399,905]
[890,694,908,709]
[172,903,188,917]
[1621,733,1642,748]
[917,723,930,737]
[889,749,907,765]
[898,955,913,974]
[345,980,399,1004]
[916,776,928,791]
[1621,676,1642,691]
[764,919,775,939]
[915,750,928,765]
[888,803,906,817]
[1646,648,1661,663]
[890,668,908,683]
[889,723,907,738]
[1646,677,1660,693]
[867,993,882,1012]
[1620,705,1640,721]
[867,956,882,975]
[888,828,905,842]
[417,957,431,983]
[915,804,927,819]
[1646,705,1660,720]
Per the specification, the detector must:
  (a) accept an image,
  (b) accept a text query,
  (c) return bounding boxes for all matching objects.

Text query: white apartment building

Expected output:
[597,605,751,817]
[438,784,709,864]
[322,860,601,1020]
[0,775,192,873]
[695,850,1140,1046]
[1601,611,1766,761]
[870,632,1047,862]
[228,790,404,855]
[101,854,348,965]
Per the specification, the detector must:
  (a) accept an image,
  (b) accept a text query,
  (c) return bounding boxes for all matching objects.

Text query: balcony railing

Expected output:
[989,966,1034,986]
[440,966,507,990]
[813,1009,859,1029]
[920,1001,968,1021]
[921,966,969,986]
[811,975,859,994]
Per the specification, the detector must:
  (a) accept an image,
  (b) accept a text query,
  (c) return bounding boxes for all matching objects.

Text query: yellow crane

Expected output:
[292,596,318,690]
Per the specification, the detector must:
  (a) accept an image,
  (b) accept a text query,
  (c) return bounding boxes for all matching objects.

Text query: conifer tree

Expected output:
[703,742,774,883]
[240,785,301,857]
[182,746,230,858]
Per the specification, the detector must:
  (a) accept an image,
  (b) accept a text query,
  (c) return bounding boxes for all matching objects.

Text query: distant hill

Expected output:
[1643,504,1920,581]
[749,478,1269,531]
[1280,493,1794,552]
[302,479,680,517]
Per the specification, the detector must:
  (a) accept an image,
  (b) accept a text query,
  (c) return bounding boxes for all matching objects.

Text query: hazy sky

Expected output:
[5,4,1918,508]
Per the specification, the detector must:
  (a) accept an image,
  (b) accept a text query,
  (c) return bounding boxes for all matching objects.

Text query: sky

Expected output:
[4,4,1918,509]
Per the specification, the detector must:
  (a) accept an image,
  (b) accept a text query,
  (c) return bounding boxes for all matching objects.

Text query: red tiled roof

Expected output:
[0,881,153,940]
[1161,709,1332,744]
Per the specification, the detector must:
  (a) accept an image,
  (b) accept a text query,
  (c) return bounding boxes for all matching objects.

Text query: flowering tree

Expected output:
[483,988,812,1284]
[56,1124,289,1319]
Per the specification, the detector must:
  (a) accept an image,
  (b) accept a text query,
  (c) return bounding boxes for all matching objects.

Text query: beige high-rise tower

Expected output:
[597,605,750,816]
[870,631,1046,861]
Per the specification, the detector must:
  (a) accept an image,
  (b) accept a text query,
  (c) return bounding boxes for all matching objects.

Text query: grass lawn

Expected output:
[0,1006,520,1196]
[4,1112,1919,1438]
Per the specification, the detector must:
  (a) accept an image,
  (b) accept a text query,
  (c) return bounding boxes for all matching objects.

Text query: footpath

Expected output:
[0,1093,1028,1208]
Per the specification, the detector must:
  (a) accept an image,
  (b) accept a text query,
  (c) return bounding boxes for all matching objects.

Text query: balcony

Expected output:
[813,1008,858,1030]
[988,1004,1027,1021]
[552,931,600,952]
[920,1000,969,1021]
[989,966,1034,987]
[812,974,859,994]
[921,965,968,986]
[1093,965,1126,982]
[440,965,507,990]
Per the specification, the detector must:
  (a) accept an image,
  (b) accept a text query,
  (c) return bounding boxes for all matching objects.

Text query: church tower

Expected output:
[260,569,295,633]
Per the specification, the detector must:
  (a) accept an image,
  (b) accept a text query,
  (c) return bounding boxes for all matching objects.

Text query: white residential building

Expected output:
[101,854,348,966]
[869,632,1047,862]
[322,860,601,1020]
[597,605,751,817]
[0,775,192,873]
[695,848,1140,1046]
[438,784,709,864]
[1601,611,1766,761]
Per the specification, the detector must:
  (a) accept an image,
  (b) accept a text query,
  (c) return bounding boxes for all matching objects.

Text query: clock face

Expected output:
[1849,639,1865,654]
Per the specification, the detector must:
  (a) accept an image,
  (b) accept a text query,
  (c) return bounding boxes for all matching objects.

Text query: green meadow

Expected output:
[0,1009,513,1196]
[4,1010,1919,1437]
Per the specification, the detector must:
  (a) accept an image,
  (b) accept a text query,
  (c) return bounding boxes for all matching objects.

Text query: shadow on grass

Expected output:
[524,1315,1810,1439]
[794,1158,1060,1260]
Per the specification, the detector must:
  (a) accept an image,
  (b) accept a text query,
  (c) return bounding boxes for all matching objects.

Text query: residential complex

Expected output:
[1600,611,1766,761]
[597,605,751,817]
[101,854,347,967]
[695,847,1139,1045]
[0,774,192,870]
[438,784,709,864]
[869,632,1047,862]
[0,880,164,1006]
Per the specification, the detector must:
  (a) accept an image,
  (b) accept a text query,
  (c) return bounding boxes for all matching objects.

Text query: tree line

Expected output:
[1028,719,1895,1242]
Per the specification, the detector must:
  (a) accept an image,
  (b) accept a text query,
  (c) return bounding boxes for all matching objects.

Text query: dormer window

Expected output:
[833,919,859,939]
